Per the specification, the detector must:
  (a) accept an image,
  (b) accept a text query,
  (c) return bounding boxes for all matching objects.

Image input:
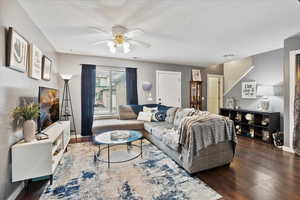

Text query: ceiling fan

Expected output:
[90,25,151,54]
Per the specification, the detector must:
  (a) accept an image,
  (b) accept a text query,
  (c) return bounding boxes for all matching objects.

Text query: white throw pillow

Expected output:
[151,111,160,122]
[137,111,152,122]
[143,106,158,113]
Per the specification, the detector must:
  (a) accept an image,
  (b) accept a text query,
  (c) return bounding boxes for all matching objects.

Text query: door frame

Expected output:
[156,70,182,107]
[287,50,300,152]
[207,74,224,113]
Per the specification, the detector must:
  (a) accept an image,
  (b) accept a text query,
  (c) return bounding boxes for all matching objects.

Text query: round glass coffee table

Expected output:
[93,130,143,168]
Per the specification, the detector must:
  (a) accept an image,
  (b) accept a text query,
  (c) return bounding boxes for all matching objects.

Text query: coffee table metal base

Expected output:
[94,139,143,168]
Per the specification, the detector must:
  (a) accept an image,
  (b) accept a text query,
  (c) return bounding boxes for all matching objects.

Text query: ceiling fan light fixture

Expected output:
[109,46,116,53]
[107,41,116,53]
[92,25,149,54]
[123,42,130,48]
[114,34,125,44]
[123,42,130,53]
[123,46,130,54]
[107,41,115,48]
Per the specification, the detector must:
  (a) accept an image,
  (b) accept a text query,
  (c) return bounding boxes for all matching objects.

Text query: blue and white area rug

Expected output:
[40,141,221,200]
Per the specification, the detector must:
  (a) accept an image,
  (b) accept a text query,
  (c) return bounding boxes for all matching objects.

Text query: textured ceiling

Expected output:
[18,0,300,66]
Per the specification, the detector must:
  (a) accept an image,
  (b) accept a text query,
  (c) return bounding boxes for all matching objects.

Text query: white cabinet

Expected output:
[11,121,70,182]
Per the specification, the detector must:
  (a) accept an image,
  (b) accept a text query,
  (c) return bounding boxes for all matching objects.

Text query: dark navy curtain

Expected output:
[126,68,138,104]
[81,64,96,136]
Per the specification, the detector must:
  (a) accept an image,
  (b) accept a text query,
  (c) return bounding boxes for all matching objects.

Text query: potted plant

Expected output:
[12,103,39,142]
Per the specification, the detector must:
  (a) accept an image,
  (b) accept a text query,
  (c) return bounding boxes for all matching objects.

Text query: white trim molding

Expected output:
[71,135,89,139]
[288,50,300,152]
[283,146,295,154]
[7,182,24,200]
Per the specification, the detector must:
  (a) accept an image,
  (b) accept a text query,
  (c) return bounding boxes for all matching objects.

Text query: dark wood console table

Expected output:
[220,108,280,143]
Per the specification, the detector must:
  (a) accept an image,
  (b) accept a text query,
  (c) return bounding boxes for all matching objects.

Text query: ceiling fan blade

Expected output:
[89,26,111,36]
[92,39,113,46]
[128,39,151,48]
[125,29,145,38]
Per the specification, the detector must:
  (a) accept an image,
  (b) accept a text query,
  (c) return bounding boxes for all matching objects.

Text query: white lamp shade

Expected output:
[257,85,274,97]
[142,81,152,91]
[60,74,73,80]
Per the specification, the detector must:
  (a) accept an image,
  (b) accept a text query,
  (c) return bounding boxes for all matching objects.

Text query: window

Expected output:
[94,68,126,116]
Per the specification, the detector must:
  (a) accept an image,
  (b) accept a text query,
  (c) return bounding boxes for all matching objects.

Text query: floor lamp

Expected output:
[60,74,77,142]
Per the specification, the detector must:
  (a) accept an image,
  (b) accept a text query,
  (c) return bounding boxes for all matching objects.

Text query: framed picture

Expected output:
[42,56,52,81]
[6,27,29,72]
[242,81,257,99]
[28,44,43,80]
[192,69,202,81]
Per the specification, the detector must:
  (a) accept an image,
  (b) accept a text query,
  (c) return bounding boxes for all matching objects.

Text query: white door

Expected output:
[207,75,224,114]
[156,71,181,107]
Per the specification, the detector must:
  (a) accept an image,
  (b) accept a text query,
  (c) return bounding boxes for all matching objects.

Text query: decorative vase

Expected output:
[23,120,36,142]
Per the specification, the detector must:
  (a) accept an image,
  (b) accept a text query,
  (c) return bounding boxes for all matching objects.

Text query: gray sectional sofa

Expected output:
[92,104,235,174]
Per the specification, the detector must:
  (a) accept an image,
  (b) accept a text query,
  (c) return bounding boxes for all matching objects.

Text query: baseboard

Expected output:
[70,134,89,139]
[70,135,92,143]
[283,146,295,153]
[7,181,25,200]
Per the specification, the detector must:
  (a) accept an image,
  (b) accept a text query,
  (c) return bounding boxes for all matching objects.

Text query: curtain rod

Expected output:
[80,64,137,69]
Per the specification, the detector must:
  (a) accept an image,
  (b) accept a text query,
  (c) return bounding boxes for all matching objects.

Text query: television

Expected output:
[38,87,59,131]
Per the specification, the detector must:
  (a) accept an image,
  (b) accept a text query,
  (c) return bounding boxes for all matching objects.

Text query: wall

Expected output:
[57,53,213,135]
[224,49,284,130]
[283,35,300,148]
[224,57,253,93]
[0,0,59,199]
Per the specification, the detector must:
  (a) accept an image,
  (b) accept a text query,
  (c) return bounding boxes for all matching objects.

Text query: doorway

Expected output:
[288,50,300,153]
[207,74,224,114]
[156,71,181,107]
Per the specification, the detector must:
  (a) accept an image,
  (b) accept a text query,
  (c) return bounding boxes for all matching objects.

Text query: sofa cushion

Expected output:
[92,119,144,134]
[144,122,172,134]
[173,108,195,127]
[161,129,180,151]
[157,104,172,113]
[144,122,179,150]
[118,105,138,120]
[129,104,172,114]
[165,107,178,124]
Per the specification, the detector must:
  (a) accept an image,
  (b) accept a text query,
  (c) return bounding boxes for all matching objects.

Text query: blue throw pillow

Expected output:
[152,111,167,121]
[158,105,172,112]
[128,104,172,120]
[129,104,143,115]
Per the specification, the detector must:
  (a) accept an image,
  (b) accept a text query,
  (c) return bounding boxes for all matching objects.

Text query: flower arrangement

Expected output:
[11,103,39,142]
[11,103,39,125]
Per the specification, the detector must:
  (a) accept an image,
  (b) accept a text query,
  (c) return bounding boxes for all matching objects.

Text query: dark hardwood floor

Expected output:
[17,136,300,200]
[197,137,300,200]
